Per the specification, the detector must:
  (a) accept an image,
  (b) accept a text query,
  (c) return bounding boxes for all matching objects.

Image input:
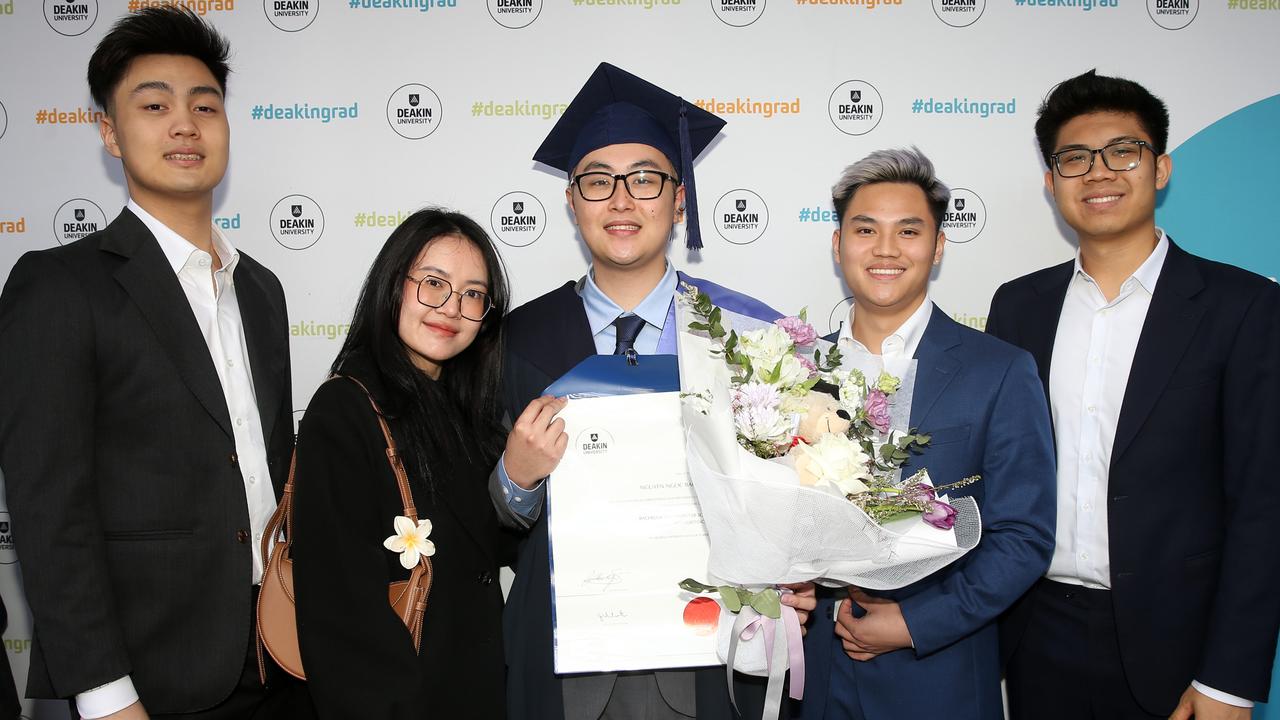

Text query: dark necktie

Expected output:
[612,314,647,355]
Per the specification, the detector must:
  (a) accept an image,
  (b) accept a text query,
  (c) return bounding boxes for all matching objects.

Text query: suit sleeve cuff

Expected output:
[77,676,139,719]
[497,454,545,521]
[1191,680,1254,708]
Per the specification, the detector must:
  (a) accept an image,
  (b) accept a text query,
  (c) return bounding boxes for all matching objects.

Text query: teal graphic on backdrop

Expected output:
[1158,92,1280,718]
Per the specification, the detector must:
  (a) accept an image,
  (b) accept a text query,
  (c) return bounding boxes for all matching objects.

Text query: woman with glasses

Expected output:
[290,208,525,718]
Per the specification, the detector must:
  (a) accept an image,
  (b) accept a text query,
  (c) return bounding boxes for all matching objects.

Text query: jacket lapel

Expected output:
[233,263,284,447]
[1112,241,1206,461]
[1024,261,1073,398]
[514,281,597,383]
[909,306,963,428]
[102,210,234,439]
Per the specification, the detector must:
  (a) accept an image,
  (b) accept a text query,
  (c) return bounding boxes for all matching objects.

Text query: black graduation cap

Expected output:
[533,62,726,251]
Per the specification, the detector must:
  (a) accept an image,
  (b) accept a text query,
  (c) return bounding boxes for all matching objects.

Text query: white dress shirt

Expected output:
[836,294,933,371]
[1045,231,1249,708]
[76,201,279,719]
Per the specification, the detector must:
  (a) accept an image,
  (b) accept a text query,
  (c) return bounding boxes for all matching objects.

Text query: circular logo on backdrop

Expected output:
[0,101,7,141]
[386,84,443,140]
[0,511,16,565]
[827,296,854,336]
[940,188,987,244]
[710,0,765,27]
[490,192,546,248]
[269,195,325,250]
[264,0,318,32]
[53,199,106,245]
[576,428,613,457]
[932,0,984,27]
[44,0,97,36]
[1147,0,1196,29]
[713,190,769,245]
[487,0,542,28]
[828,81,884,136]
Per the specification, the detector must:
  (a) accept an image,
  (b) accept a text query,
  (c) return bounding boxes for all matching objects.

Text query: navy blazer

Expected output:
[795,306,1056,720]
[499,273,780,720]
[987,239,1280,713]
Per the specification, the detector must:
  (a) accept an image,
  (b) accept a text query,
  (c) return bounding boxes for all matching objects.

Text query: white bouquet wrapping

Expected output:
[674,290,981,715]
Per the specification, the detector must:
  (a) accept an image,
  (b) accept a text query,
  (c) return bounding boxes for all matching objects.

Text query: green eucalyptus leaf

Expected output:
[718,586,743,612]
[749,589,782,619]
[679,578,717,593]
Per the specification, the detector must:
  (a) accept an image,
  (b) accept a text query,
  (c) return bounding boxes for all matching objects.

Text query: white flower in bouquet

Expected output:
[830,368,868,414]
[737,326,798,383]
[732,382,792,448]
[792,433,872,495]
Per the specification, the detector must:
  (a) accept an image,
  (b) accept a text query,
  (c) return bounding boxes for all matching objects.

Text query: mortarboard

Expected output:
[533,62,726,251]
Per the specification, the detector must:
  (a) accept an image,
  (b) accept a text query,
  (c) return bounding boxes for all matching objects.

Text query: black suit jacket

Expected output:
[498,280,769,720]
[0,209,293,713]
[987,239,1280,713]
[292,365,506,719]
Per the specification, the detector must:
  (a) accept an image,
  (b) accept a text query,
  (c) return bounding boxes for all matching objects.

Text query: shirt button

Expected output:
[1081,452,1091,462]
[235,418,244,427]
[514,496,523,504]
[1080,552,1089,561]
[1082,502,1093,511]
[1087,405,1097,414]
[1090,356,1100,364]
[227,359,236,368]
[502,486,510,496]
[199,258,210,268]
[249,475,257,485]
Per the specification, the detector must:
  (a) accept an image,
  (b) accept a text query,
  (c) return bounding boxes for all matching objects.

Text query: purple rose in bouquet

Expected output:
[864,389,892,434]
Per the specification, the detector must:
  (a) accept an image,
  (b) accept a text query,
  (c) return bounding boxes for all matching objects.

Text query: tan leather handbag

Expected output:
[256,376,434,681]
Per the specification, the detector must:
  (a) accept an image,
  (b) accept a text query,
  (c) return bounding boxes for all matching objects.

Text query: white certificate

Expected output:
[547,391,721,674]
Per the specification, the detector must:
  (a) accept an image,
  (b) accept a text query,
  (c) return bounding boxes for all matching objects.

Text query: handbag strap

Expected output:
[340,375,420,523]
[261,375,422,561]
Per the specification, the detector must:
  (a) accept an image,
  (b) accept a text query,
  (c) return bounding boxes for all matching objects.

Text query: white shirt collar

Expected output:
[837,294,933,359]
[1071,228,1169,295]
[128,198,239,275]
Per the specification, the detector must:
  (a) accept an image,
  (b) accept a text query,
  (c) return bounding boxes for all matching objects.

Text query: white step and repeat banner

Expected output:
[1,0,1278,716]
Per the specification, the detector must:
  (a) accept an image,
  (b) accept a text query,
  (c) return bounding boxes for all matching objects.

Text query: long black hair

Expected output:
[332,208,510,489]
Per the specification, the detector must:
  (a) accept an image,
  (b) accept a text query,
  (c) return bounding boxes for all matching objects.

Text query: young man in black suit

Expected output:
[988,70,1280,720]
[0,9,293,719]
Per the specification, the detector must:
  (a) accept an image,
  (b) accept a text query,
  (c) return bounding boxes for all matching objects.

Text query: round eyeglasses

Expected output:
[1050,140,1151,178]
[407,274,493,321]
[572,169,679,201]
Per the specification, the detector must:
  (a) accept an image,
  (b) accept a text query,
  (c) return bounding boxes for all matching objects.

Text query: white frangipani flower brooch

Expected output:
[383,515,435,569]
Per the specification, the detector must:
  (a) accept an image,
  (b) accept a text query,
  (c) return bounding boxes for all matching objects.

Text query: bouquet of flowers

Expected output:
[675,284,981,716]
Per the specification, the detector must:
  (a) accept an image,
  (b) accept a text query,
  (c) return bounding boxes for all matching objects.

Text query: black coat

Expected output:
[988,239,1280,713]
[0,209,293,712]
[292,364,506,719]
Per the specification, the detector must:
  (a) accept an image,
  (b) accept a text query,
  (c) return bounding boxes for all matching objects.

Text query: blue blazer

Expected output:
[794,306,1056,720]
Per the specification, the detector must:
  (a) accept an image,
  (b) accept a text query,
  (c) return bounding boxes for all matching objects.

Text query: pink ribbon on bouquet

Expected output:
[724,588,805,720]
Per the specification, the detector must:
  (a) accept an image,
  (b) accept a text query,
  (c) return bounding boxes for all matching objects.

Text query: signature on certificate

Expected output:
[583,569,626,592]
[597,609,629,623]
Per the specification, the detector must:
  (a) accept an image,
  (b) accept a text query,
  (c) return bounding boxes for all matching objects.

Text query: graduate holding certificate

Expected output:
[488,63,816,720]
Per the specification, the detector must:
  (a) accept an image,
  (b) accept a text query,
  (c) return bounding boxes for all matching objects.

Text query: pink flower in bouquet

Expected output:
[864,389,891,434]
[796,354,818,379]
[775,316,818,347]
[922,500,957,530]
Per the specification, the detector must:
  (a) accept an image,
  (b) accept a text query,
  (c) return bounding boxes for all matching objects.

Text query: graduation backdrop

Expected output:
[1,0,1279,715]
